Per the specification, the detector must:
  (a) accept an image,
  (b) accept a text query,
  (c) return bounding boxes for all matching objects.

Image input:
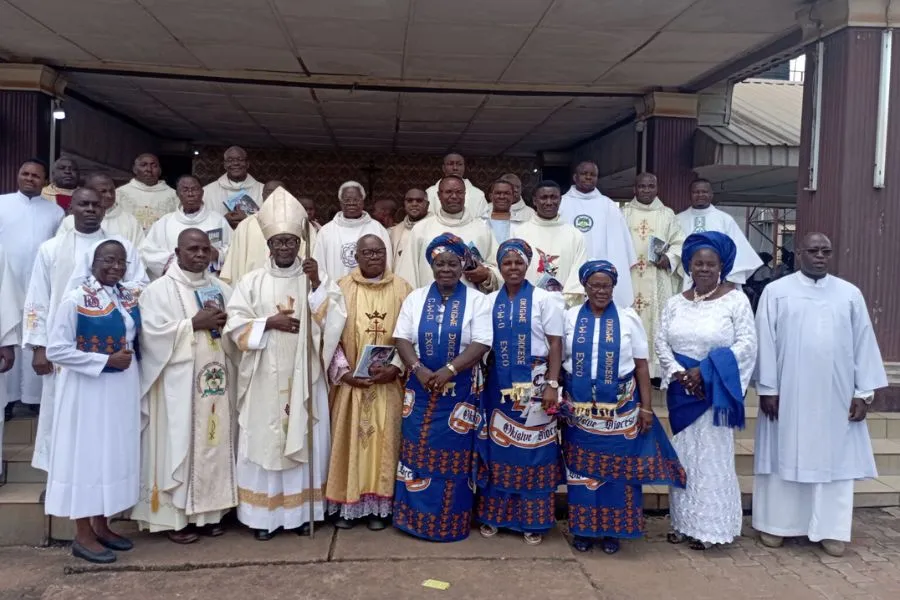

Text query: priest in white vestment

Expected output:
[622,174,685,379]
[116,154,179,231]
[499,173,536,223]
[132,229,239,543]
[42,157,79,213]
[0,244,23,465]
[1,160,64,410]
[202,146,264,230]
[58,173,144,248]
[389,188,429,264]
[396,176,500,291]
[511,181,587,306]
[753,232,888,557]
[558,161,636,308]
[26,189,148,472]
[313,181,393,281]
[224,190,347,539]
[676,179,762,290]
[481,179,532,244]
[141,175,231,278]
[425,153,487,217]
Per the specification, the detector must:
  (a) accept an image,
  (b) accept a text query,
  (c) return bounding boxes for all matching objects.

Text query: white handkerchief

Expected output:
[524,403,552,427]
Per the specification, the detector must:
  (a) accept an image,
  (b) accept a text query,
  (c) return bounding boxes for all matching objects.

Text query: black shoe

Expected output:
[96,535,133,552]
[71,540,116,564]
[25,403,40,416]
[254,529,275,541]
[201,523,225,537]
[334,518,355,530]
[367,517,387,531]
[296,523,311,536]
[4,403,12,422]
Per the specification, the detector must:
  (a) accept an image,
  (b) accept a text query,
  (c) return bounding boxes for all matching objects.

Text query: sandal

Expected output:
[667,531,687,544]
[479,524,499,538]
[523,533,543,546]
[572,536,593,552]
[167,530,200,544]
[601,537,620,555]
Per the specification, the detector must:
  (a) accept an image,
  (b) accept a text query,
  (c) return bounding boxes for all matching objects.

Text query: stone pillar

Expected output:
[795,0,900,404]
[636,92,698,212]
[0,65,65,189]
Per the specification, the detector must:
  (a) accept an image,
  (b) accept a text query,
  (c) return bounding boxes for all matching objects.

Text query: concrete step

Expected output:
[3,417,37,446]
[2,444,43,484]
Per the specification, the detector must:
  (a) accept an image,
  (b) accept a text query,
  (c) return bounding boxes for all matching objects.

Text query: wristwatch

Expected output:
[546,379,560,389]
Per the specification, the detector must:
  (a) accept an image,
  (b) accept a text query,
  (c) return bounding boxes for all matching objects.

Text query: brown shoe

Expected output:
[167,530,200,544]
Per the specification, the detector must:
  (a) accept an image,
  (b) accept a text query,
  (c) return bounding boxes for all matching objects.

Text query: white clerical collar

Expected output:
[797,272,829,287]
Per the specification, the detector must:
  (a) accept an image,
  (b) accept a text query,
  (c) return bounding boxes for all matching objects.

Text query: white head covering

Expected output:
[257,187,309,241]
[338,180,366,202]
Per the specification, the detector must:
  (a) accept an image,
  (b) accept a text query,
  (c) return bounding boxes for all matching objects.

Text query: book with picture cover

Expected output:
[223,192,260,215]
[647,235,668,264]
[195,285,225,339]
[352,345,397,379]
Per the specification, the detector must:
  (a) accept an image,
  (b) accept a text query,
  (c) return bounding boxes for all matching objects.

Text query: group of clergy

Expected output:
[0,146,887,563]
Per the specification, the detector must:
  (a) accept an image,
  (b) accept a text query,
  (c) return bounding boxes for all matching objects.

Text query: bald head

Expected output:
[573,161,598,194]
[52,157,79,189]
[356,234,387,278]
[634,172,658,205]
[133,153,162,186]
[85,173,117,210]
[798,232,832,280]
[263,180,285,200]
[372,198,397,228]
[500,173,522,199]
[223,146,249,182]
[298,196,316,222]
[176,228,213,274]
[403,187,429,222]
[442,152,466,178]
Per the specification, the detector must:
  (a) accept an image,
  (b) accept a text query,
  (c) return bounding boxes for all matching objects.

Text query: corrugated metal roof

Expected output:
[699,78,803,147]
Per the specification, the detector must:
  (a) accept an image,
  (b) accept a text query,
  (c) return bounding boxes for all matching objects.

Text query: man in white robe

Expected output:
[389,188,429,264]
[481,179,531,244]
[313,181,392,281]
[622,173,685,380]
[42,157,80,213]
[753,232,888,557]
[57,173,145,248]
[511,181,587,306]
[559,161,636,307]
[132,228,238,543]
[1,159,64,416]
[224,190,346,539]
[676,179,762,290]
[116,154,179,231]
[396,175,500,291]
[25,189,148,471]
[499,173,535,223]
[202,146,264,230]
[0,244,22,459]
[426,153,487,217]
[141,175,232,278]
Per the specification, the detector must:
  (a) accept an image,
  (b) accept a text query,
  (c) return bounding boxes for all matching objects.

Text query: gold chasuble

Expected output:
[325,268,412,519]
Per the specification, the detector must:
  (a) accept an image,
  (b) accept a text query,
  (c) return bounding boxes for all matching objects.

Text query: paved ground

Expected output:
[1,509,899,600]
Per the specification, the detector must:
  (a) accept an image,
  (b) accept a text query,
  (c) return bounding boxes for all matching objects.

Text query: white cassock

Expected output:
[116,179,179,232]
[481,199,534,245]
[26,232,148,471]
[225,259,347,532]
[559,187,637,308]
[57,203,145,249]
[426,178,488,217]
[676,206,762,289]
[0,192,64,405]
[202,174,264,218]
[0,244,23,471]
[511,214,587,306]
[44,280,142,519]
[140,205,232,278]
[220,214,317,285]
[131,263,239,532]
[395,208,500,291]
[312,211,393,281]
[753,273,888,542]
[622,198,685,378]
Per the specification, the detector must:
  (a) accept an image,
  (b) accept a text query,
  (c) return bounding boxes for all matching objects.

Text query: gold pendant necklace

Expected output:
[692,284,719,303]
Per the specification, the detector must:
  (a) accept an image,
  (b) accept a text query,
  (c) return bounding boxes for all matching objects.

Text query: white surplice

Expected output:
[313,211,393,281]
[57,202,145,249]
[220,214,317,285]
[44,283,141,518]
[558,187,637,308]
[140,205,232,278]
[224,260,347,532]
[752,273,887,542]
[202,174,264,218]
[395,208,500,291]
[0,191,64,405]
[623,198,685,378]
[655,290,757,545]
[510,214,587,306]
[676,206,762,289]
[131,263,239,532]
[26,232,148,471]
[116,179,179,231]
[0,245,23,471]
[426,178,487,218]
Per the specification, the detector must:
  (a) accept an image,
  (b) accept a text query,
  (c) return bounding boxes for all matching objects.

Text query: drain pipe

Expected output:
[874,27,893,188]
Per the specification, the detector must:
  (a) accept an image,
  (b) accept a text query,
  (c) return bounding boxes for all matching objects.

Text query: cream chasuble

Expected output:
[41,184,75,211]
[313,212,393,281]
[131,263,239,531]
[394,207,500,291]
[219,214,317,285]
[623,197,685,378]
[203,174,264,218]
[57,202,145,249]
[511,214,587,307]
[325,268,411,519]
[116,179,179,231]
[140,205,232,278]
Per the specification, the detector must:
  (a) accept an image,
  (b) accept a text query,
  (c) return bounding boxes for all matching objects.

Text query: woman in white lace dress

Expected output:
[655,231,757,550]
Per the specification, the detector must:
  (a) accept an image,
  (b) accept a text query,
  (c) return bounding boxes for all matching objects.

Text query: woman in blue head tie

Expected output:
[561,259,686,554]
[391,233,492,542]
[655,231,757,550]
[475,239,565,545]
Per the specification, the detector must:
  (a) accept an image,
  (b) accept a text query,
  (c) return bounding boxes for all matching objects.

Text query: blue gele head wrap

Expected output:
[425,232,469,265]
[682,231,737,281]
[496,238,533,266]
[578,259,618,286]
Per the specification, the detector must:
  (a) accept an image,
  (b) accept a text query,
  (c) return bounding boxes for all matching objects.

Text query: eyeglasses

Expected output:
[97,258,130,268]
[359,248,386,258]
[803,247,832,257]
[585,282,614,293]
[270,238,299,249]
